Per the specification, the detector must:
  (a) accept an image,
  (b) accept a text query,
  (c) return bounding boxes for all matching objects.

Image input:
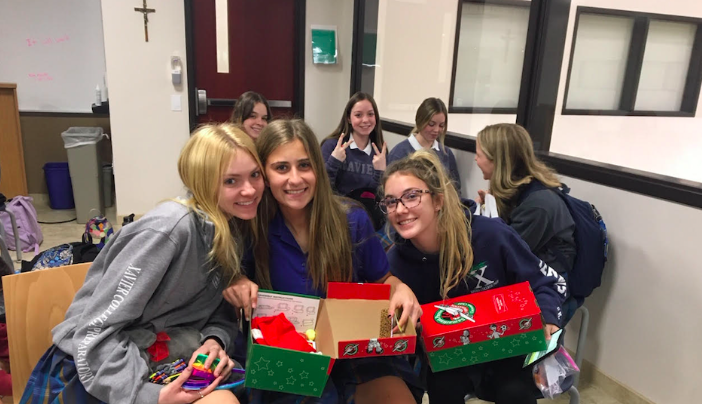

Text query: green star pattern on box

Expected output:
[426,329,547,372]
[246,333,332,396]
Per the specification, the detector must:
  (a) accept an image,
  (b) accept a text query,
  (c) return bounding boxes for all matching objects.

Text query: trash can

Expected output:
[43,162,75,209]
[102,163,114,208]
[61,127,106,223]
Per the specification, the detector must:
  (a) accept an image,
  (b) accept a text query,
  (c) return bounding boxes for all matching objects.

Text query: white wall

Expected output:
[550,0,702,183]
[101,0,191,216]
[304,0,354,142]
[388,129,702,404]
[374,0,527,138]
[103,0,354,215]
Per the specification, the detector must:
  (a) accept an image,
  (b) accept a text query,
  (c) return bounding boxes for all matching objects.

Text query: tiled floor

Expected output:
[7,196,627,404]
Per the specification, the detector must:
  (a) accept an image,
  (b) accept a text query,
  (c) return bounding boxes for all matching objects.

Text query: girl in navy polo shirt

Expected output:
[224,119,423,404]
[379,151,566,404]
[321,92,388,196]
[387,97,461,194]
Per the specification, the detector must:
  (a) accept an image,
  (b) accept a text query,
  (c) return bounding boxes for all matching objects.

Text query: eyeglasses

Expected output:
[379,189,432,214]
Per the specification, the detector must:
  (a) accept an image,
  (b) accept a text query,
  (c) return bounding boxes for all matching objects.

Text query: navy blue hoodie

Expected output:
[387,200,566,326]
[321,138,383,196]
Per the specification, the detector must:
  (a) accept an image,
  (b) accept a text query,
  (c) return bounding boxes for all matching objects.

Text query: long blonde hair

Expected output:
[412,97,448,151]
[177,123,262,284]
[477,123,561,219]
[255,119,353,291]
[379,150,473,299]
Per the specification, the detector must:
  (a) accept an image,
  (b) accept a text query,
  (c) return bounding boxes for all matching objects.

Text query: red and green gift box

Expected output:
[419,281,548,372]
[245,282,417,396]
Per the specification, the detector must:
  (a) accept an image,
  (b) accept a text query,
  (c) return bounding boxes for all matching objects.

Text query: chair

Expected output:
[2,263,90,400]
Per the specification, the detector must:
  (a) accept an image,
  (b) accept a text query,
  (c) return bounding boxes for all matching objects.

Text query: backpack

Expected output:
[0,196,43,254]
[21,241,99,273]
[520,181,608,299]
[82,215,114,250]
[30,243,74,270]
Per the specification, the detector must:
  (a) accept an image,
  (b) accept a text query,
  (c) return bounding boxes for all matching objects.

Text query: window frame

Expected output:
[562,6,702,117]
[448,0,532,114]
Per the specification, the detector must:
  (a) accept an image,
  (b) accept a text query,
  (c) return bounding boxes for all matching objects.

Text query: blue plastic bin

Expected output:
[44,162,75,209]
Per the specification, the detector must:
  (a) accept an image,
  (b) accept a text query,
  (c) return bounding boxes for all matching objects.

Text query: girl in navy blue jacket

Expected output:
[321,92,388,196]
[379,150,566,404]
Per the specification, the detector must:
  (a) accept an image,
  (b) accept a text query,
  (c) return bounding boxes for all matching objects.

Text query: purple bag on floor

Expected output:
[1,196,43,253]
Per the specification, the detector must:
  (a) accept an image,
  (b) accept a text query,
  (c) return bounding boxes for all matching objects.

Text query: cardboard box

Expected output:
[420,282,547,372]
[245,282,417,396]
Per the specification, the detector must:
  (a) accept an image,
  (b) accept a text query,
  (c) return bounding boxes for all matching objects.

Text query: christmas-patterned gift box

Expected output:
[420,281,547,372]
[245,282,417,396]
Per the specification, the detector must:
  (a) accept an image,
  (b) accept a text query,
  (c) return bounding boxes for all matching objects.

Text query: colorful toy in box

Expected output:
[246,282,417,397]
[148,355,219,389]
[420,282,548,372]
[148,354,247,391]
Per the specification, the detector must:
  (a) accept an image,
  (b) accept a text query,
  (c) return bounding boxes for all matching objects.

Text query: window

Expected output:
[635,20,697,111]
[563,7,702,116]
[449,1,530,113]
[565,14,634,110]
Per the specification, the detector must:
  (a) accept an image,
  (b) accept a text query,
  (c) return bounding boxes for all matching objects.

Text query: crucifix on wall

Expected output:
[134,0,156,42]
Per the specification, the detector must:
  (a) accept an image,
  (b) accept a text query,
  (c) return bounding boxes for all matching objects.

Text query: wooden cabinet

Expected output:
[0,83,28,198]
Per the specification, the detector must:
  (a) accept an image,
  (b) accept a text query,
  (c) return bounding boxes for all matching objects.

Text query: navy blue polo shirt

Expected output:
[246,206,389,297]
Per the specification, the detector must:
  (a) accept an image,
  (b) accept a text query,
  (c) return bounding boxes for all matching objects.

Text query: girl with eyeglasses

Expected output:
[223,119,423,404]
[379,150,566,404]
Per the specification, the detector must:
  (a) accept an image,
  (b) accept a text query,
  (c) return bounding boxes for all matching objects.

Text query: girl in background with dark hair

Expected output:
[230,91,272,140]
[321,92,387,196]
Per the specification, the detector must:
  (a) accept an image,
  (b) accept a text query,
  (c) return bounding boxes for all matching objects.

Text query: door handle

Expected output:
[206,99,293,108]
[267,100,292,108]
[197,89,207,115]
[197,93,293,113]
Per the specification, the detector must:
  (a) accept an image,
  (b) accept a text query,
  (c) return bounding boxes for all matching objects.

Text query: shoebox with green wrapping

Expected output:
[420,281,547,372]
[245,282,417,396]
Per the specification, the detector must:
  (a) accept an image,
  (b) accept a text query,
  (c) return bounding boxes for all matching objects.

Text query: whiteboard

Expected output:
[0,0,107,113]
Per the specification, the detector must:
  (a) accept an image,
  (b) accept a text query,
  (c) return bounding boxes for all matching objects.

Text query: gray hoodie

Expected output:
[52,201,237,403]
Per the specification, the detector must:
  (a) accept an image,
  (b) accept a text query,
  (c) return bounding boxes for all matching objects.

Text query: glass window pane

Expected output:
[635,20,696,111]
[566,14,634,110]
[452,3,530,109]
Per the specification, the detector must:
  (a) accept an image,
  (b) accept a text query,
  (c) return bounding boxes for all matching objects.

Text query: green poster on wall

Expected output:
[311,25,338,64]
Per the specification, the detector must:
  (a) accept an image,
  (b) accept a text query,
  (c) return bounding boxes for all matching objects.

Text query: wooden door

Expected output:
[188,0,304,124]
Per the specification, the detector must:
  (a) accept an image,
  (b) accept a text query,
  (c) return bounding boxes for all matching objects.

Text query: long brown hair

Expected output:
[413,97,449,151]
[177,123,262,284]
[379,150,473,299]
[254,119,353,291]
[477,123,561,219]
[324,92,384,148]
